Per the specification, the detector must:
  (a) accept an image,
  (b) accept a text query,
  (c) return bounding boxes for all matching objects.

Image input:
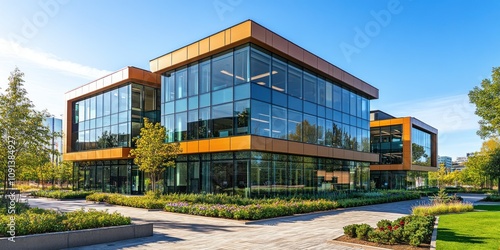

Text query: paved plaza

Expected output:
[27,194,486,250]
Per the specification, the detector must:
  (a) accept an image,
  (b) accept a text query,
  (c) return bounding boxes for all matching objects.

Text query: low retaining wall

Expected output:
[0,223,153,250]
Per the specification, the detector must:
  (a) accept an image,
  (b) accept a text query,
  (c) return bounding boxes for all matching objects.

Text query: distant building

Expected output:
[44,116,63,165]
[438,156,452,170]
[370,110,438,190]
[455,156,467,165]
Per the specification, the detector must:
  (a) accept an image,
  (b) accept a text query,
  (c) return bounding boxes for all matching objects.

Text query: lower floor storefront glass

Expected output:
[370,170,429,189]
[73,151,370,197]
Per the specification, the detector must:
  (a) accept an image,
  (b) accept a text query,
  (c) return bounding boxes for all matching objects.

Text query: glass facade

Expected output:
[370,125,403,164]
[411,127,432,166]
[370,170,428,189]
[160,44,371,151]
[165,151,369,197]
[71,83,160,152]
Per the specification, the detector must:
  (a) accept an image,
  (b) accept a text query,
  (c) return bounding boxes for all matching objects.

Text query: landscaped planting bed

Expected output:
[30,190,94,199]
[86,191,421,220]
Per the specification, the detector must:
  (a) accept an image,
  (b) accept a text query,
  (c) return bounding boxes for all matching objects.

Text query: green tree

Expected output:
[129,118,181,192]
[0,68,52,191]
[469,67,500,139]
[486,148,500,193]
[412,143,428,165]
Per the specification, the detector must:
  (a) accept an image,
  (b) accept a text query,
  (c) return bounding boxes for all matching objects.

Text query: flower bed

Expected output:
[0,207,131,236]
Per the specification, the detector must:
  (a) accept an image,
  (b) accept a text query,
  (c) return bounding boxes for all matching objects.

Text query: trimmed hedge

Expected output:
[482,194,500,202]
[0,208,131,236]
[31,190,94,199]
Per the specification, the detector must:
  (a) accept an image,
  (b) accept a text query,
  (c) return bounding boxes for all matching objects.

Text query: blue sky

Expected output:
[1,0,499,160]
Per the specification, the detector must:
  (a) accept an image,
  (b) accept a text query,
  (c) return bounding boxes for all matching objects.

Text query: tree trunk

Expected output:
[498,177,500,194]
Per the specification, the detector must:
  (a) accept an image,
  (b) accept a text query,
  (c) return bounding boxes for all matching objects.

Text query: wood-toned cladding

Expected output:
[65,135,378,163]
[150,20,378,99]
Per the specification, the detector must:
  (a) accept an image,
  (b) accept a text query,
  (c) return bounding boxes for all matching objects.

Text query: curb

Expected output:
[430,216,439,250]
[330,235,390,250]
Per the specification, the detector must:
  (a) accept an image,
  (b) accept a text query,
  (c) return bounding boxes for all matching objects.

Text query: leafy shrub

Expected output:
[31,190,94,199]
[482,194,500,202]
[0,208,130,236]
[356,224,372,240]
[343,224,358,238]
[344,215,435,247]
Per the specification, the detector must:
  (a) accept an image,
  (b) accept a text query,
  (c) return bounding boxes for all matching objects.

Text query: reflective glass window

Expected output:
[303,72,317,103]
[272,57,286,92]
[212,87,233,105]
[175,112,187,142]
[234,83,250,100]
[175,99,187,113]
[188,96,198,110]
[250,48,271,87]
[342,88,350,114]
[212,103,233,137]
[234,47,249,85]
[198,107,211,139]
[251,84,271,103]
[288,96,302,112]
[251,100,270,137]
[212,52,233,91]
[119,85,129,112]
[303,101,317,115]
[272,106,287,139]
[288,110,302,142]
[303,114,317,144]
[234,100,250,135]
[176,68,187,99]
[164,114,174,142]
[187,110,198,140]
[164,72,175,102]
[326,82,333,108]
[90,96,96,119]
[199,60,211,94]
[350,92,356,116]
[188,64,199,96]
[318,118,325,145]
[318,78,326,106]
[272,90,287,108]
[333,84,342,111]
[288,65,302,98]
[199,93,210,107]
[111,89,118,114]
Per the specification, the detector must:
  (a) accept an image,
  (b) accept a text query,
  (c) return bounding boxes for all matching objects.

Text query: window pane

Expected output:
[212,103,233,137]
[325,119,333,146]
[272,106,287,139]
[212,87,233,105]
[272,57,286,92]
[96,95,103,118]
[317,78,326,106]
[288,65,302,98]
[188,96,198,110]
[175,98,187,113]
[333,84,341,111]
[235,100,249,135]
[119,85,129,112]
[288,110,302,142]
[164,72,175,102]
[199,93,210,107]
[176,68,187,99]
[188,64,198,96]
[175,112,187,142]
[251,84,271,103]
[342,88,350,114]
[272,90,287,108]
[111,89,118,114]
[234,83,250,100]
[212,52,233,91]
[200,60,210,94]
[303,72,317,103]
[234,47,249,85]
[187,110,198,140]
[164,114,174,142]
[303,114,317,144]
[250,100,270,137]
[326,81,333,108]
[199,107,211,139]
[318,118,325,145]
[132,85,142,110]
[350,92,357,116]
[250,48,271,87]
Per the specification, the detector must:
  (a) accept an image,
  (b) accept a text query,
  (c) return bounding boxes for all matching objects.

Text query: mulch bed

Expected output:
[334,235,430,250]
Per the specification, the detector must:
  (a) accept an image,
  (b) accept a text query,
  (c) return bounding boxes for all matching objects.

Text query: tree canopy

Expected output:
[129,118,181,192]
[469,67,500,139]
[0,68,53,190]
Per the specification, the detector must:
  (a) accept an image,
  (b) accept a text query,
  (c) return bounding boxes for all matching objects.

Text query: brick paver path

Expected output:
[27,194,485,249]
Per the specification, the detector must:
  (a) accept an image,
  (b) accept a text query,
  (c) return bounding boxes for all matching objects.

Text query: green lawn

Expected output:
[437,206,500,250]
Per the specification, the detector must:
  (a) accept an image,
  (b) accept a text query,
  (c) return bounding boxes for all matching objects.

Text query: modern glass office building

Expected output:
[369,110,438,189]
[65,20,380,196]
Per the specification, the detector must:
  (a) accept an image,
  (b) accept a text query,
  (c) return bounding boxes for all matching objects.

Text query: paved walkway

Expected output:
[27,194,486,250]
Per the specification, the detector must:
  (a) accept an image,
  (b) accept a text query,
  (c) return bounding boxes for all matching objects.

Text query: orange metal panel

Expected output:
[102,149,111,159]
[224,30,231,46]
[158,54,172,70]
[287,43,303,62]
[303,143,318,156]
[251,136,266,151]
[389,118,404,125]
[210,137,231,151]
[209,31,225,51]
[230,21,251,43]
[171,47,187,66]
[198,38,209,54]
[288,141,304,155]
[186,141,199,153]
[198,140,210,152]
[250,21,266,43]
[231,135,251,150]
[271,139,288,153]
[187,43,199,60]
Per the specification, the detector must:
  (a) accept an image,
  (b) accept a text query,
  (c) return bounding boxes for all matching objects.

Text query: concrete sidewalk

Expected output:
[27,196,442,250]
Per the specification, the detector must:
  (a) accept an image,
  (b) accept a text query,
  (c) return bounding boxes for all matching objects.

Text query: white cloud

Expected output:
[373,94,479,134]
[0,38,111,80]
